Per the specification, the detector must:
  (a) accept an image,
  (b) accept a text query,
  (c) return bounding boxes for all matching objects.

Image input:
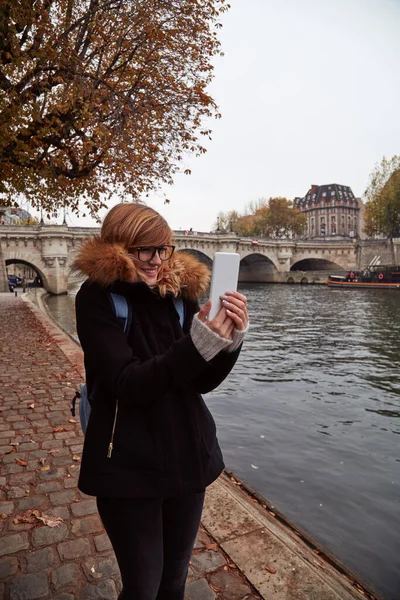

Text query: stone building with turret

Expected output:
[294,184,365,239]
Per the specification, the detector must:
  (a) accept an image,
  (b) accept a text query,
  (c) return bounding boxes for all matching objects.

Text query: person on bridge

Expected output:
[73,202,249,600]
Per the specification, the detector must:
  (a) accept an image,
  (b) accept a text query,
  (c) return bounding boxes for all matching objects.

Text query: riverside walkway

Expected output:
[0,293,370,600]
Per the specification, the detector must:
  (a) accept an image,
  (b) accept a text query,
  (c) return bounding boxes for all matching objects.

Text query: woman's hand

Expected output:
[198,300,235,340]
[220,291,248,331]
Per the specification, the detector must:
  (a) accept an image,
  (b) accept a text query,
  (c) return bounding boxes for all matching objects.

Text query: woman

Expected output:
[73,203,248,600]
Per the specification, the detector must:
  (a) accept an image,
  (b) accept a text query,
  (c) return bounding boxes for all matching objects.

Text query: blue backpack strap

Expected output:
[173,297,185,328]
[109,293,131,333]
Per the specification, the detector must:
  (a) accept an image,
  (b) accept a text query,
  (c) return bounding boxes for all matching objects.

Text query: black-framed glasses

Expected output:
[131,245,175,262]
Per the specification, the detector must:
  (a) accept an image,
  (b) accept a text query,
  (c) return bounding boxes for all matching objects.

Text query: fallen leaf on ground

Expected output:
[39,458,47,466]
[10,442,19,446]
[40,465,50,471]
[265,564,277,574]
[13,510,63,527]
[15,458,27,466]
[0,513,8,519]
[28,404,35,409]
[204,543,218,552]
[251,464,259,469]
[47,449,59,454]
[68,419,77,423]
[53,427,67,432]
[13,511,36,525]
[34,511,63,527]
[72,455,80,462]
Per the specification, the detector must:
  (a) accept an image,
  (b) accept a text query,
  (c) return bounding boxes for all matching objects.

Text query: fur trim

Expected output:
[72,237,210,300]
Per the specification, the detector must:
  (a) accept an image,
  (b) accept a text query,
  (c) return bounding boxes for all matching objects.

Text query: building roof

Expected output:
[294,184,359,208]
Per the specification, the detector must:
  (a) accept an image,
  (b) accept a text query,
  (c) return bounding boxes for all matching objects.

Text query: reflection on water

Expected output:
[46,283,400,600]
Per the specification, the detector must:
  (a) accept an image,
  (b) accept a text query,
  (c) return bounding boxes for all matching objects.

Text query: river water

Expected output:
[46,283,400,600]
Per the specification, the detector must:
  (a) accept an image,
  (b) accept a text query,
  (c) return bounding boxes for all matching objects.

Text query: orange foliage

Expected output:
[0,0,229,215]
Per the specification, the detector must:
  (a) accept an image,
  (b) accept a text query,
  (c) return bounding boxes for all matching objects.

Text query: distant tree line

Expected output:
[215,197,307,238]
[364,156,400,239]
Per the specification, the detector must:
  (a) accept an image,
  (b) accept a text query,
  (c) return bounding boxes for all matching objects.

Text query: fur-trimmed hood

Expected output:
[72,236,210,301]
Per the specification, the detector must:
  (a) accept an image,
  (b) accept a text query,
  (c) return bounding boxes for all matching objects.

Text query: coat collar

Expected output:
[72,236,210,301]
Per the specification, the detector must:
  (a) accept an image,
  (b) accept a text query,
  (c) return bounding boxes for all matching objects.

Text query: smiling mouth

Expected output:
[141,268,158,277]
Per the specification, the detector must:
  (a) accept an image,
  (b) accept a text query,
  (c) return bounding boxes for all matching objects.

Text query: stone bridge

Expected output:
[0,225,398,294]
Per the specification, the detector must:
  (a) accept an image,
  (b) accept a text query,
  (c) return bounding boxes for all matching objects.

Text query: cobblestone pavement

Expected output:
[0,294,260,600]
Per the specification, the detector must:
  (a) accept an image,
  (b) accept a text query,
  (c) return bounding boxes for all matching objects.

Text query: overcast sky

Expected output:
[62,0,400,231]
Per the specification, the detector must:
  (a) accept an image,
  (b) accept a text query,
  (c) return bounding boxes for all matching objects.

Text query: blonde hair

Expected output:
[101,203,173,249]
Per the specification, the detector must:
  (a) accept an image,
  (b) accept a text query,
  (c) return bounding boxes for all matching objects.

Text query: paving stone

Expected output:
[54,595,74,600]
[35,481,63,494]
[6,486,29,499]
[0,556,19,579]
[190,550,226,574]
[32,523,69,548]
[17,496,47,511]
[58,538,91,561]
[82,555,119,582]
[38,467,67,481]
[9,472,36,486]
[9,573,49,600]
[47,506,70,520]
[41,440,63,450]
[209,569,253,599]
[49,489,77,505]
[72,515,103,536]
[64,477,78,489]
[78,579,118,600]
[93,534,112,553]
[0,501,14,515]
[71,499,97,517]
[52,562,82,590]
[185,578,217,600]
[25,547,55,573]
[0,533,29,557]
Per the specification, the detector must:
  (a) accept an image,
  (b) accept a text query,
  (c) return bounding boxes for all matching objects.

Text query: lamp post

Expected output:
[229,219,233,233]
[216,216,221,233]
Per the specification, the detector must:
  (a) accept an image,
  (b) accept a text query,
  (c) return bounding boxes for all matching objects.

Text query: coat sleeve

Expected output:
[183,300,242,394]
[76,284,209,407]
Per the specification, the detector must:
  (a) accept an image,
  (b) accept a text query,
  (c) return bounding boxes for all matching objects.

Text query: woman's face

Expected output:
[130,244,174,286]
[131,249,162,286]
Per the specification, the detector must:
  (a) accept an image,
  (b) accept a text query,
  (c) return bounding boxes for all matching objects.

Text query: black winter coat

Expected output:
[74,242,241,498]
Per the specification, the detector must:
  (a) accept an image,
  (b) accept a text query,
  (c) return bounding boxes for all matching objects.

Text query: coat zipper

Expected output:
[107,399,119,458]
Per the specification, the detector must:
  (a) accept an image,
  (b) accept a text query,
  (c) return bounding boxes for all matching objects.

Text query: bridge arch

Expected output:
[176,248,212,268]
[240,252,278,283]
[5,258,46,289]
[290,258,343,271]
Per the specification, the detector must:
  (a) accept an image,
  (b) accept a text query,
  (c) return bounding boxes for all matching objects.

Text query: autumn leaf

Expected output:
[204,543,218,552]
[39,458,47,466]
[68,419,77,423]
[40,465,51,471]
[53,427,67,432]
[15,458,28,466]
[72,455,81,462]
[28,404,35,409]
[32,511,63,528]
[265,564,277,574]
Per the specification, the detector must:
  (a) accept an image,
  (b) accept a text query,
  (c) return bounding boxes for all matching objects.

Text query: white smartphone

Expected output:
[208,252,240,320]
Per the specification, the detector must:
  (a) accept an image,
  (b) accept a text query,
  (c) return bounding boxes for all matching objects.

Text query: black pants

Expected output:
[96,492,205,600]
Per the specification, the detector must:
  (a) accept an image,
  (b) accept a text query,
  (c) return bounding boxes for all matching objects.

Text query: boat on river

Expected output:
[326,264,400,289]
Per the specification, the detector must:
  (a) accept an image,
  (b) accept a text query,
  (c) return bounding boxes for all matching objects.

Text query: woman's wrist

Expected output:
[190,313,232,362]
[226,323,249,353]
